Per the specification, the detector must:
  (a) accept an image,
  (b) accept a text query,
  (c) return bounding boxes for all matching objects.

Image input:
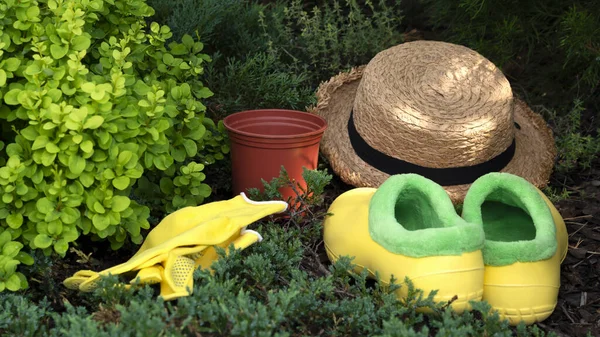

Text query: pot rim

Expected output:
[223,109,328,140]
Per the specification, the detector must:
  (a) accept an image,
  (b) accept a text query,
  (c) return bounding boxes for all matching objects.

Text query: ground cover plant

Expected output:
[1,0,599,336]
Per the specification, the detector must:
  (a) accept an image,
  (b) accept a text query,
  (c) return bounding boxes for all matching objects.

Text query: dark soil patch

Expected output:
[545,173,600,336]
[22,234,146,313]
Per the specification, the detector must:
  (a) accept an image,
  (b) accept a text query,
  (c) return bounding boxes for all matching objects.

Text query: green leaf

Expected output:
[32,136,49,150]
[60,207,80,224]
[36,197,55,213]
[117,151,133,166]
[3,259,19,275]
[47,220,63,235]
[24,63,42,76]
[71,35,91,51]
[50,44,69,59]
[112,176,130,190]
[0,168,10,180]
[162,53,174,65]
[70,108,88,122]
[2,241,23,257]
[182,139,198,156]
[45,142,60,153]
[133,80,151,96]
[147,127,159,141]
[92,214,110,231]
[61,82,77,95]
[6,213,23,229]
[17,272,28,289]
[68,155,86,175]
[111,196,131,213]
[26,5,40,19]
[80,140,94,153]
[62,226,79,242]
[108,211,121,225]
[153,155,167,170]
[21,126,38,141]
[3,58,21,72]
[187,124,206,140]
[91,87,106,101]
[81,82,95,94]
[170,44,187,55]
[46,88,62,102]
[2,194,13,204]
[93,201,105,214]
[79,218,92,234]
[125,168,143,179]
[103,169,115,180]
[159,177,174,194]
[170,87,182,100]
[16,252,34,265]
[63,195,83,207]
[15,184,28,196]
[33,234,53,249]
[83,116,104,129]
[0,69,6,87]
[198,184,212,197]
[4,89,21,105]
[195,87,213,99]
[181,34,194,47]
[5,274,22,291]
[41,151,57,166]
[42,122,57,130]
[79,172,94,187]
[151,22,160,33]
[138,99,151,108]
[45,209,61,223]
[54,239,69,256]
[0,231,11,247]
[98,131,111,146]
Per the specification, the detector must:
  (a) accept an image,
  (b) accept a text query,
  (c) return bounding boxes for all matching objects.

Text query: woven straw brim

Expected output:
[310,66,557,205]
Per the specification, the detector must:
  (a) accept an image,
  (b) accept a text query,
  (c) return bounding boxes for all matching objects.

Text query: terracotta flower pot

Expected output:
[223,109,328,203]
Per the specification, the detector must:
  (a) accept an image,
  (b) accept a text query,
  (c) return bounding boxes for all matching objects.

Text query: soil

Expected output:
[543,171,600,337]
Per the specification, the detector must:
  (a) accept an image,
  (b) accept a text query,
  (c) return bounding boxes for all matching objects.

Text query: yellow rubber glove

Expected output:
[63,193,287,300]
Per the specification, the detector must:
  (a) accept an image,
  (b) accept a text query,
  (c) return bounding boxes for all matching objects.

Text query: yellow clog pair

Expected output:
[64,193,288,301]
[323,173,568,326]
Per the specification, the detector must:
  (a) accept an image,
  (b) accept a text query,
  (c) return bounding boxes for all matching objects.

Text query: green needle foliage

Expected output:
[147,0,405,116]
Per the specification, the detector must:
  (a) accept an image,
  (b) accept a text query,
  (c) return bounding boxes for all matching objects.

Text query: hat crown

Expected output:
[352,40,515,168]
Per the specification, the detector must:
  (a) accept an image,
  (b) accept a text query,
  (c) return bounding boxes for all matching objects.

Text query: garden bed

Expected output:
[4,160,597,336]
[1,0,599,336]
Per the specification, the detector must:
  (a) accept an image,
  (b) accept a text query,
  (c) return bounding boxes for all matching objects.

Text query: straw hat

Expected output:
[310,40,557,204]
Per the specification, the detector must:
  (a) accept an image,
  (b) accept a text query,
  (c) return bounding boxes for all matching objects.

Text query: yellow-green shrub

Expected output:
[0,0,227,291]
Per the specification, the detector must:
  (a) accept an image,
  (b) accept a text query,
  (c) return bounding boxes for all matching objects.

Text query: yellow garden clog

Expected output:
[64,193,288,300]
[462,172,568,325]
[323,174,485,313]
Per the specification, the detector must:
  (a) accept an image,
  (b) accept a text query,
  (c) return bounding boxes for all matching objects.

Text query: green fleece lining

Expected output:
[368,174,485,257]
[462,172,557,266]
